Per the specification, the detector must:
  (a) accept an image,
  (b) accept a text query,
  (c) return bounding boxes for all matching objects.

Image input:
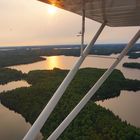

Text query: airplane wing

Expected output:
[38,0,140,27]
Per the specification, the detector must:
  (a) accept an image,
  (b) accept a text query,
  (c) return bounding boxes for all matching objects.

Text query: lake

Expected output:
[0,81,42,140]
[0,80,30,93]
[9,55,140,80]
[0,103,30,140]
[96,90,140,128]
[1,54,140,140]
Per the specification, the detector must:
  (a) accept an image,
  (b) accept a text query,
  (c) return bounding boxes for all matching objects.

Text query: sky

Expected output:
[0,0,139,47]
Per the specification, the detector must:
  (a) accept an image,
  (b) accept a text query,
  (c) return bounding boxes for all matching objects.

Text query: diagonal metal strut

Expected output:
[80,0,85,55]
[47,29,140,140]
[23,22,106,140]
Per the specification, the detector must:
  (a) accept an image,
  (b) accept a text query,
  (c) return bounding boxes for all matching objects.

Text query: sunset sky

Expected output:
[0,0,139,47]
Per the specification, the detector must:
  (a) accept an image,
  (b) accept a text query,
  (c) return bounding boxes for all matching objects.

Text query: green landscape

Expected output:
[0,68,24,84]
[0,44,140,139]
[0,0,140,139]
[0,67,140,139]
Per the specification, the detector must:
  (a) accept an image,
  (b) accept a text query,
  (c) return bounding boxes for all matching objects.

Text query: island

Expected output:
[128,52,140,59]
[0,68,24,84]
[123,62,140,69]
[0,68,140,139]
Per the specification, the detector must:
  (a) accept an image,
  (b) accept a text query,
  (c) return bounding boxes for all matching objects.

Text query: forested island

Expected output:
[0,44,140,68]
[0,68,140,139]
[128,52,140,59]
[0,68,24,84]
[123,63,140,69]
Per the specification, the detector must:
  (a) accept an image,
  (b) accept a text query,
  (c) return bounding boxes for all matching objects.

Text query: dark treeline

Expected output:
[128,52,140,59]
[123,62,140,69]
[0,44,140,68]
[1,44,140,53]
[0,68,140,139]
[0,50,45,68]
[0,68,25,84]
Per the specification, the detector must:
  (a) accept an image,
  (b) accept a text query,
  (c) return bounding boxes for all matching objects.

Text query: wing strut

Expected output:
[23,22,106,140]
[80,0,85,55]
[47,29,140,140]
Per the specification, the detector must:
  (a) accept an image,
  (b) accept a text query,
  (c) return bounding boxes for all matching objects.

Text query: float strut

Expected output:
[81,0,85,55]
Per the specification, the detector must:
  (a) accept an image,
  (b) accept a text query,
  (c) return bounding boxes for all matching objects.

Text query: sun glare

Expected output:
[47,5,57,15]
[46,56,59,69]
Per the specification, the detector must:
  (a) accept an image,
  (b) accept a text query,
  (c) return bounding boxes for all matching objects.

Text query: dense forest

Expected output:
[123,62,140,69]
[0,68,24,84]
[0,50,45,68]
[0,44,140,68]
[0,68,140,139]
[128,52,140,59]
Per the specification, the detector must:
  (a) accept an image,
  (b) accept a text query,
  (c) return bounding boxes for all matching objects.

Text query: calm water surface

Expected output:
[0,81,42,140]
[0,104,31,140]
[96,91,140,128]
[0,103,43,140]
[0,80,30,93]
[9,55,140,80]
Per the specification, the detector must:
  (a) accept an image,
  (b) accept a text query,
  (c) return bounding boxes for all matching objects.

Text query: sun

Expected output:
[47,5,57,15]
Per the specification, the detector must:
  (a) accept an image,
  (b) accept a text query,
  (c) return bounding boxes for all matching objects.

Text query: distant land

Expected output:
[0,44,140,55]
[0,44,140,68]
